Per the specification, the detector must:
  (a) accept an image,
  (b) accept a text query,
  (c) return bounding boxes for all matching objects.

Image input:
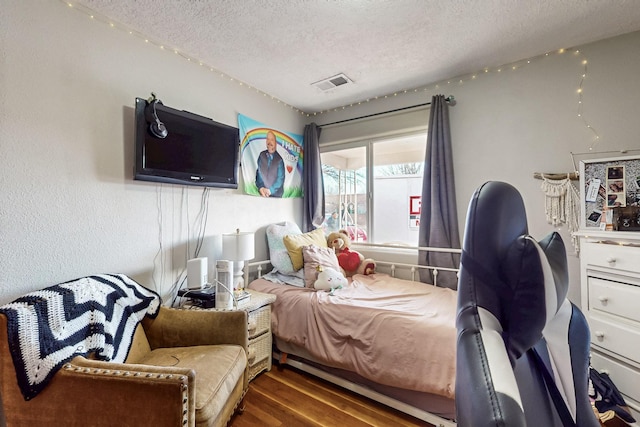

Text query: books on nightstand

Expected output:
[234,290,251,302]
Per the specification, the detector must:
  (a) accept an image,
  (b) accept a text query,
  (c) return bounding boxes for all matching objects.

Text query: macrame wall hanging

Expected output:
[539,174,581,253]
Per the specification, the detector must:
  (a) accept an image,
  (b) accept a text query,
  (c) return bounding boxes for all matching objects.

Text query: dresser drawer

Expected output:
[589,314,640,364]
[247,305,271,339]
[582,241,640,275]
[247,331,272,380]
[590,351,640,413]
[589,277,640,323]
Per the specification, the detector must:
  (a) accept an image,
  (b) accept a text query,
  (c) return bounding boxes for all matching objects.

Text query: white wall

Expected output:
[0,1,305,305]
[3,2,640,308]
[313,31,640,305]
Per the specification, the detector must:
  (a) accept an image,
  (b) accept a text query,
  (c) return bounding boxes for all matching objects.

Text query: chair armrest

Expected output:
[3,356,197,426]
[142,306,248,351]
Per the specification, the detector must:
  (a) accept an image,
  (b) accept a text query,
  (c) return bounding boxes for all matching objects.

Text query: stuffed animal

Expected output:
[313,265,347,294]
[326,229,376,277]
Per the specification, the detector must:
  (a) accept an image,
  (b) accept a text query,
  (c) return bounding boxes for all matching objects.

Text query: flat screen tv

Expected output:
[134,97,239,188]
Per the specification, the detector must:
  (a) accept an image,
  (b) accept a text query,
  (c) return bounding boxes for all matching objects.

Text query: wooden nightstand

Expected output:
[236,289,276,380]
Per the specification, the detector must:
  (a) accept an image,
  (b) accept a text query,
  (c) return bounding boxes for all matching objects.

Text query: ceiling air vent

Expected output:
[312,73,353,91]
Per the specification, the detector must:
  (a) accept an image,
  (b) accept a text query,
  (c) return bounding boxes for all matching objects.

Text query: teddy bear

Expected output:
[326,229,376,277]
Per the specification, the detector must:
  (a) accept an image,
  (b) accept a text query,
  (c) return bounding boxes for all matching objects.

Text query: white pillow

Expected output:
[266,222,302,275]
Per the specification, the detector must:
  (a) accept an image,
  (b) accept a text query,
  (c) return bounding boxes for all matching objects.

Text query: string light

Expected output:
[62,1,306,115]
[62,0,600,130]
[305,47,599,153]
[573,50,600,150]
[307,48,599,153]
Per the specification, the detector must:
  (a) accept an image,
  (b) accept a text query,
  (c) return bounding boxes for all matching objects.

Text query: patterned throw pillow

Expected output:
[266,222,302,275]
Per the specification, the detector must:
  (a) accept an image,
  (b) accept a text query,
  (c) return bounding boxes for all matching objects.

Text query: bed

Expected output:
[245,222,460,427]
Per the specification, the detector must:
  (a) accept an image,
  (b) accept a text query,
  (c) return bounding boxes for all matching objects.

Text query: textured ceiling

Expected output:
[73,0,640,113]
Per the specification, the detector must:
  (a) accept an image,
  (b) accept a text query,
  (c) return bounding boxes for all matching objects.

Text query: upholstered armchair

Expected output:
[0,275,249,427]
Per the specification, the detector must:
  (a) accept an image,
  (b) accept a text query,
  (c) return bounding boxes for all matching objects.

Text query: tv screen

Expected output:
[134,97,239,188]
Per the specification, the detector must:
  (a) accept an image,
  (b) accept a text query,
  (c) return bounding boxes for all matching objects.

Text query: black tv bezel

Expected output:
[134,97,239,189]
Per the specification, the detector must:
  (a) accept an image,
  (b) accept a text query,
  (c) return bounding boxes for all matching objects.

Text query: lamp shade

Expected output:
[222,230,255,261]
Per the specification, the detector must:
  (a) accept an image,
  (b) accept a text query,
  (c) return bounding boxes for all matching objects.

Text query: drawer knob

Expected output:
[594,331,605,339]
[598,296,609,304]
[606,257,617,264]
[248,319,257,334]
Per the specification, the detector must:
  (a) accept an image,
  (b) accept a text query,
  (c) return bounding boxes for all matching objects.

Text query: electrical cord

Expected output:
[193,188,210,257]
[156,185,212,307]
[153,183,165,294]
[211,278,238,310]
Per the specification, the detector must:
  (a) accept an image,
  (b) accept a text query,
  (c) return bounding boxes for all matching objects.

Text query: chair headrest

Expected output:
[458,181,569,364]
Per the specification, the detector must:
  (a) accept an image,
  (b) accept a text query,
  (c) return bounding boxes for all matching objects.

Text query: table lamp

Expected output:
[222,229,255,291]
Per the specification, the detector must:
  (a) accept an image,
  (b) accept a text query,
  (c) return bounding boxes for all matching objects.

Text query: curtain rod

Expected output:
[319,95,455,127]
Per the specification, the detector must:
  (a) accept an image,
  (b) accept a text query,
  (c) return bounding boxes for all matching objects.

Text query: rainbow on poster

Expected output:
[238,114,304,198]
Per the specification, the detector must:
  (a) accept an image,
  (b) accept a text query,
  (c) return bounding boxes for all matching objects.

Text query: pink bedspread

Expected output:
[249,273,457,399]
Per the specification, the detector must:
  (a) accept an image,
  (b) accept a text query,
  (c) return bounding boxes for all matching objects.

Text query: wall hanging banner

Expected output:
[238,114,303,198]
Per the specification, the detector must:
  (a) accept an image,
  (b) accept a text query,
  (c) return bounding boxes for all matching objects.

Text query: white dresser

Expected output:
[577,230,640,419]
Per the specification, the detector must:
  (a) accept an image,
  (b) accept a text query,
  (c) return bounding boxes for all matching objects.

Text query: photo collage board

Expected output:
[583,156,640,228]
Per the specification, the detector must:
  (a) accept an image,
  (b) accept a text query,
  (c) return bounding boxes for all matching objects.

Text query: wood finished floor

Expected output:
[229,365,435,427]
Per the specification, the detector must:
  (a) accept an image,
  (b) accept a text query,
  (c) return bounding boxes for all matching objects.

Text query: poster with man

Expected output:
[238,114,303,198]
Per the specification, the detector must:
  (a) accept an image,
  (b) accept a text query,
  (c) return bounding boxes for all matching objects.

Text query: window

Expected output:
[320,133,426,245]
[321,146,367,241]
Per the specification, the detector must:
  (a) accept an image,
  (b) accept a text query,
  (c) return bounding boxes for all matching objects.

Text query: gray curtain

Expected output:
[302,123,324,232]
[418,95,461,289]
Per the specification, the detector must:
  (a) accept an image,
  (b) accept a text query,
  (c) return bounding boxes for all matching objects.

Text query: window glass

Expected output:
[320,133,426,245]
[321,146,368,241]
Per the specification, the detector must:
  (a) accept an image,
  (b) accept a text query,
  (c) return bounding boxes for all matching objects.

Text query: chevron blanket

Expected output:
[0,274,161,400]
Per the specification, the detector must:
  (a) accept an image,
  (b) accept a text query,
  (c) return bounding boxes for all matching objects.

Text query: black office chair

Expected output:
[455,181,599,427]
